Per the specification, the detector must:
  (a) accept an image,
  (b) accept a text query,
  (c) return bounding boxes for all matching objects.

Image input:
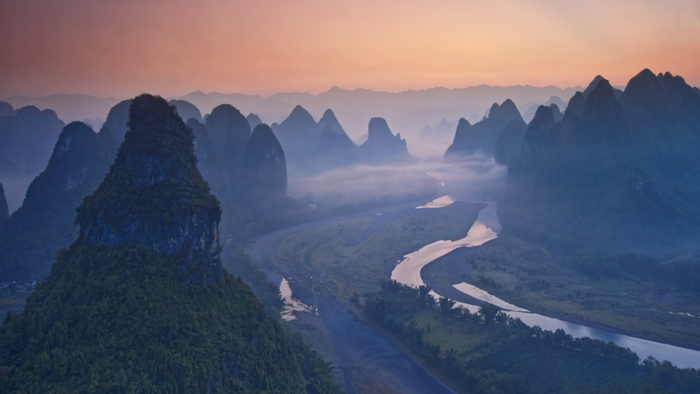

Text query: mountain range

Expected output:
[3,85,586,146]
[445,99,525,158]
[0,94,340,393]
[501,69,700,250]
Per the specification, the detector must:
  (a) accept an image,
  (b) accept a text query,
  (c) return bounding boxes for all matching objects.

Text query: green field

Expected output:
[275,202,482,303]
[275,202,700,348]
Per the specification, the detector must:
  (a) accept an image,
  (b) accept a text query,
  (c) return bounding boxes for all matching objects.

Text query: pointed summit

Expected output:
[77,94,221,284]
[317,108,349,138]
[445,118,473,155]
[273,105,321,166]
[100,99,132,142]
[583,75,606,98]
[205,104,251,200]
[284,105,316,126]
[620,69,667,128]
[489,99,522,123]
[583,75,623,99]
[565,91,586,118]
[445,99,522,157]
[0,95,340,393]
[582,78,628,145]
[246,112,262,130]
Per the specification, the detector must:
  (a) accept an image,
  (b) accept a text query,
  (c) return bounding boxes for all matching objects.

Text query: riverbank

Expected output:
[422,246,700,353]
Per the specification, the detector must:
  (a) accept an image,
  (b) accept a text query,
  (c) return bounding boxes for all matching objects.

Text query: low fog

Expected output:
[288,154,508,209]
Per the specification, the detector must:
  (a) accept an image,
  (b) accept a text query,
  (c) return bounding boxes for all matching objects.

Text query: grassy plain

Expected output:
[423,234,700,348]
[275,200,700,348]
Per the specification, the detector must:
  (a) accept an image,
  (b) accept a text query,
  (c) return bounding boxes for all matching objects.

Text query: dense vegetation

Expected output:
[0,94,342,393]
[76,97,220,229]
[362,280,700,394]
[0,240,339,393]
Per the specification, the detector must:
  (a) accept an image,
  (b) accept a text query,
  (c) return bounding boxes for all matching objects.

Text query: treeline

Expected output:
[568,253,700,292]
[361,279,700,394]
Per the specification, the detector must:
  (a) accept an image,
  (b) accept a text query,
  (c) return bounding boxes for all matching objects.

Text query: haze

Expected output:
[1,0,699,98]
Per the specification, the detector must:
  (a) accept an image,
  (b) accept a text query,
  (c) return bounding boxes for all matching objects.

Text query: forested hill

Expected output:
[0,95,341,393]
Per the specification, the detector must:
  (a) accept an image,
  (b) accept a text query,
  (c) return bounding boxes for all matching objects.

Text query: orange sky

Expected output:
[1,0,699,98]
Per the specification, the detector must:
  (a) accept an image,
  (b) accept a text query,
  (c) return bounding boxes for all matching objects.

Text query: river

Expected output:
[391,197,700,369]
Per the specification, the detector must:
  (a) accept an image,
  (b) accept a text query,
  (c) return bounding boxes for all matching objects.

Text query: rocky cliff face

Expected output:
[243,124,287,205]
[77,94,222,285]
[187,118,231,203]
[359,117,410,163]
[205,104,250,200]
[565,91,586,118]
[0,121,117,281]
[0,182,7,220]
[100,99,132,142]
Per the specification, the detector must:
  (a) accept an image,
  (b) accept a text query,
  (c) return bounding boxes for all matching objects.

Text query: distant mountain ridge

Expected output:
[3,94,119,124]
[4,84,586,145]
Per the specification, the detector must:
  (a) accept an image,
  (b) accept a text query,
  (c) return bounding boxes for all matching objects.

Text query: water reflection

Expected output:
[391,201,700,369]
[391,203,498,288]
[415,195,454,209]
[279,278,317,321]
[452,282,528,312]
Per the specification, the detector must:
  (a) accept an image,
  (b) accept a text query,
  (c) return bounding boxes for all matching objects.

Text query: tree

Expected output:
[478,302,501,326]
[438,296,456,315]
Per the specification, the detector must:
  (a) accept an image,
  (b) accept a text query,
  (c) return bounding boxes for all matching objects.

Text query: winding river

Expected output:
[391,197,700,369]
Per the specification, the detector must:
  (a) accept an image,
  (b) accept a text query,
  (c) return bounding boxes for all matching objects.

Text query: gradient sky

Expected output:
[1,0,699,98]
